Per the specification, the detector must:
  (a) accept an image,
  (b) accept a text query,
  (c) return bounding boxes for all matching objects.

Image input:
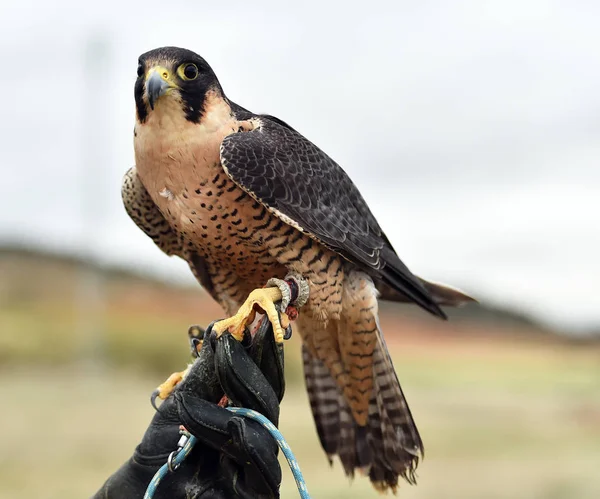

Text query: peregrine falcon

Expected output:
[123,46,474,492]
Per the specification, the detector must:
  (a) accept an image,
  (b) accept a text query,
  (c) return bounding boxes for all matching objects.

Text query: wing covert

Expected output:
[220,117,445,318]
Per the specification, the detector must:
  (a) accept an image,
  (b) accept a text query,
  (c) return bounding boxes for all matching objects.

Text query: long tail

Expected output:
[302,325,422,493]
[368,323,423,490]
[378,277,477,307]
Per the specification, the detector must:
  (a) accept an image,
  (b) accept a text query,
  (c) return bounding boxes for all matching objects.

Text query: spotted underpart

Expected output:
[126,46,451,493]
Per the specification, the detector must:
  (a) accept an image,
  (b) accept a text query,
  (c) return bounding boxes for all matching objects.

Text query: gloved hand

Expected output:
[92,317,287,499]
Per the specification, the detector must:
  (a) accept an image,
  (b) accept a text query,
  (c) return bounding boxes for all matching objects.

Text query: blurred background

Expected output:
[1,1,599,498]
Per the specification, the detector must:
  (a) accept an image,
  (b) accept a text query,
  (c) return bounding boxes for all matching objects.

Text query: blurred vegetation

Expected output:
[1,246,599,498]
[1,246,213,372]
[2,245,593,373]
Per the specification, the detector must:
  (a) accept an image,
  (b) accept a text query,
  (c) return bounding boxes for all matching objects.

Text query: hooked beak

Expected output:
[146,69,172,110]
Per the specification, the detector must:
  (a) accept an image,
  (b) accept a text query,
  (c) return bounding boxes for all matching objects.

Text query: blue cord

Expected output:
[144,407,311,499]
[143,431,198,499]
[227,407,311,499]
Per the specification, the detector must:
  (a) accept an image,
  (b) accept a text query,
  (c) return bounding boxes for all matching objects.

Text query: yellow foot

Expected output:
[151,366,190,410]
[212,287,286,343]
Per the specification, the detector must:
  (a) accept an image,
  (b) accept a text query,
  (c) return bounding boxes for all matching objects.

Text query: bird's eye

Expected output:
[137,63,144,78]
[179,63,199,81]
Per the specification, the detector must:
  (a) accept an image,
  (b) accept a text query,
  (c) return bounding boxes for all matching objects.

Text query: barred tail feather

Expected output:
[302,329,423,492]
[303,346,372,474]
[302,345,340,459]
[370,324,423,485]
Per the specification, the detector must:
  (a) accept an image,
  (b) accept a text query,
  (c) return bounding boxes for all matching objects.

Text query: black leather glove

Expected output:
[92,317,287,499]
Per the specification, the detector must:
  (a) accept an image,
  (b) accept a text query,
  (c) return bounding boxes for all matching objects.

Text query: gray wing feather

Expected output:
[220,117,444,318]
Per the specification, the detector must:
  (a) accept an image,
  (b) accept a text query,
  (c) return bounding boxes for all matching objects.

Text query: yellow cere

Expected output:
[146,66,178,86]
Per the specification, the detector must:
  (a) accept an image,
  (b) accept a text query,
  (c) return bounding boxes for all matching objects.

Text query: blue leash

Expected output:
[143,431,198,499]
[143,406,311,499]
[227,407,310,499]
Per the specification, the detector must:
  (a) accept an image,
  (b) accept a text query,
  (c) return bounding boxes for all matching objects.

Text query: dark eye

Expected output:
[137,63,144,78]
[183,63,198,80]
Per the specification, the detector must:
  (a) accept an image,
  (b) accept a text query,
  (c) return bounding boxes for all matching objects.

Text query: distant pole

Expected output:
[75,34,112,368]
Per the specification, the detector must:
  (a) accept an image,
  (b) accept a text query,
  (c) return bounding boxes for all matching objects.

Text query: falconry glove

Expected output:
[92,318,286,499]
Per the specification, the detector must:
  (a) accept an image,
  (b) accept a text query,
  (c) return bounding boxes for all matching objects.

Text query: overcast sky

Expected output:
[0,0,598,331]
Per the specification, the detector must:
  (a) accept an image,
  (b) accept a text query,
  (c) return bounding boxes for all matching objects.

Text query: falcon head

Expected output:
[134,47,222,124]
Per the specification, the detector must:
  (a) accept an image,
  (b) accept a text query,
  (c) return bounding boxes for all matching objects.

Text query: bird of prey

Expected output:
[123,46,474,492]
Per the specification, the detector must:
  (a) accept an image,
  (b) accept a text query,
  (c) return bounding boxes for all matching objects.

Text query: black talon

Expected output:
[188,325,206,357]
[283,324,293,340]
[190,338,202,358]
[150,389,161,411]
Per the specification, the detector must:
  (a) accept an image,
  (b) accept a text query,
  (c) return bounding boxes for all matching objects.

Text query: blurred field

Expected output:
[2,335,599,499]
[1,249,600,498]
